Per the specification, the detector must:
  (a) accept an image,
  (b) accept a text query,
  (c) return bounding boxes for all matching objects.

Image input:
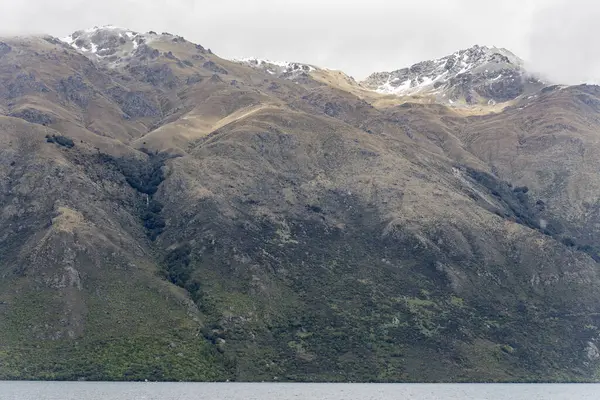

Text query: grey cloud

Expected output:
[0,0,595,82]
[527,0,600,84]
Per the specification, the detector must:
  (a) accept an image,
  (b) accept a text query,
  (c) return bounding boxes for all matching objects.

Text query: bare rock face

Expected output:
[128,64,180,88]
[56,75,93,108]
[586,342,600,362]
[62,26,142,65]
[362,45,545,105]
[202,61,228,75]
[0,42,11,58]
[106,87,160,118]
[10,108,54,125]
[2,72,50,100]
[235,58,317,83]
[60,26,209,70]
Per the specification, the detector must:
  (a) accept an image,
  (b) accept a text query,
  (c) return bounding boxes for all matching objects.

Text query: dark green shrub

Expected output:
[306,205,323,213]
[164,244,192,286]
[142,213,166,230]
[513,186,529,194]
[94,152,170,240]
[149,200,164,213]
[46,134,74,148]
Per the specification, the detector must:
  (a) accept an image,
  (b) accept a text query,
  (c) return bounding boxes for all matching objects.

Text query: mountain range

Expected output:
[1,25,600,382]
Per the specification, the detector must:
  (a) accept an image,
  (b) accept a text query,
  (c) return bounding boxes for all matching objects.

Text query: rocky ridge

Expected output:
[61,25,206,68]
[361,45,545,105]
[234,57,318,82]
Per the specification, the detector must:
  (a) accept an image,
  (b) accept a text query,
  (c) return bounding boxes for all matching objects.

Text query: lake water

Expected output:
[1,382,599,400]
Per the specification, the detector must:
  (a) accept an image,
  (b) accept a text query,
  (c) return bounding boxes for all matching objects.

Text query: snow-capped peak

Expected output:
[60,26,193,67]
[362,45,544,105]
[61,26,140,52]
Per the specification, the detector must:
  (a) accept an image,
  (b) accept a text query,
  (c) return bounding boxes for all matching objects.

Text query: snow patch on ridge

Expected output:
[236,57,316,71]
[234,57,318,81]
[59,25,185,67]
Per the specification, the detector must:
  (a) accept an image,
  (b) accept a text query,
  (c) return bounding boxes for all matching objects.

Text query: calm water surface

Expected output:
[1,382,599,400]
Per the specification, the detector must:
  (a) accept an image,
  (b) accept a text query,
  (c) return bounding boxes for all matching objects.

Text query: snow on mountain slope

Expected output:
[362,45,545,105]
[234,57,318,82]
[60,28,544,108]
[60,25,193,67]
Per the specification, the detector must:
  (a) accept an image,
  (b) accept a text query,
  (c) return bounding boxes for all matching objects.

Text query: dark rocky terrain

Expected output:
[1,27,600,382]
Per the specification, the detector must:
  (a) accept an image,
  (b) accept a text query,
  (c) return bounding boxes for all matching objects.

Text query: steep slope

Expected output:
[153,102,600,382]
[0,35,232,380]
[457,85,600,256]
[0,36,152,144]
[1,28,600,383]
[362,45,545,106]
[0,116,229,380]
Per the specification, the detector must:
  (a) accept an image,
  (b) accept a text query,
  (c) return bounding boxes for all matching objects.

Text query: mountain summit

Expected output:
[362,45,545,105]
[61,25,204,68]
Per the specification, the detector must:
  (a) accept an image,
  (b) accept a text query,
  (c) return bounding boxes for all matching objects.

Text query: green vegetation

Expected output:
[95,151,171,240]
[148,192,600,382]
[45,134,74,148]
[0,336,226,381]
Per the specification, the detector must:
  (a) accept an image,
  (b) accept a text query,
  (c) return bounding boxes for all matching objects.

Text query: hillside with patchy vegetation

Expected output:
[1,28,600,382]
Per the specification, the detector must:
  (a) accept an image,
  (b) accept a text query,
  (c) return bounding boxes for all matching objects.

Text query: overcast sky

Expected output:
[0,0,597,82]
